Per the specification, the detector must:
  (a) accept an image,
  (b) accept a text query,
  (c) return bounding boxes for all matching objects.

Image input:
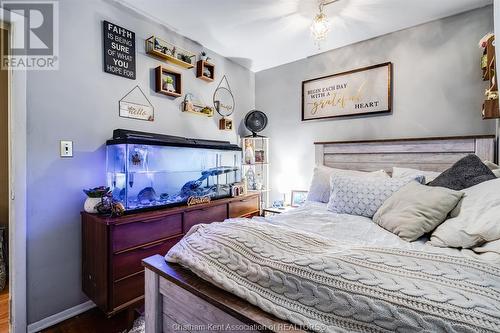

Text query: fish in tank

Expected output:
[106,129,242,212]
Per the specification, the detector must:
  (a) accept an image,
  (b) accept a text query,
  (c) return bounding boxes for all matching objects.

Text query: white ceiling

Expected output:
[119,0,493,72]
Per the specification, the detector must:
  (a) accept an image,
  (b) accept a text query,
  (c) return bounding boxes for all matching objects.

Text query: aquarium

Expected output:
[106,129,242,212]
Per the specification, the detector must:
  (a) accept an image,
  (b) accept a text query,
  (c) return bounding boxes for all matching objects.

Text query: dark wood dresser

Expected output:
[82,193,260,317]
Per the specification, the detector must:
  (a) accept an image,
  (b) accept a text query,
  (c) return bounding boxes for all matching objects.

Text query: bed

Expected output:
[142,135,498,333]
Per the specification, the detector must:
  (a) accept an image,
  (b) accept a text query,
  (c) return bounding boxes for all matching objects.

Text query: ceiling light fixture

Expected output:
[311,0,339,48]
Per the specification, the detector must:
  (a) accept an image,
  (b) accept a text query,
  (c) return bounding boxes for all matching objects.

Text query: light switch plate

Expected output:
[60,140,73,157]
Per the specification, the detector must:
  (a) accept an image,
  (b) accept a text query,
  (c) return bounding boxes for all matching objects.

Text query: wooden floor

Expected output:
[41,308,133,333]
[0,283,8,333]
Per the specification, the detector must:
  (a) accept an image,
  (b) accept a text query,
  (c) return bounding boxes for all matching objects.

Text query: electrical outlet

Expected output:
[60,140,73,157]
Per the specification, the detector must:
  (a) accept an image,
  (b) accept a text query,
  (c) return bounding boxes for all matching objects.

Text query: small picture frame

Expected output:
[291,190,308,207]
[255,150,265,163]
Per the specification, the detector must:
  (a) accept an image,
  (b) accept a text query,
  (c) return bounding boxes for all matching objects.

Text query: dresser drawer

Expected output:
[112,213,182,253]
[184,204,227,233]
[112,271,144,310]
[229,195,259,218]
[113,235,183,281]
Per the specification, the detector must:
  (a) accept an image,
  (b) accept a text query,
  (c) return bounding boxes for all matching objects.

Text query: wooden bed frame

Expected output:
[142,135,496,333]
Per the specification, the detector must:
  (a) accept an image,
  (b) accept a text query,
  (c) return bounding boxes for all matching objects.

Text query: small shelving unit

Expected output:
[146,36,195,69]
[242,137,270,209]
[155,66,182,98]
[196,60,215,82]
[481,34,499,119]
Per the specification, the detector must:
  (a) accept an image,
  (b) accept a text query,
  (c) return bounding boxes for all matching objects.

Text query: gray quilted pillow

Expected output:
[327,174,424,217]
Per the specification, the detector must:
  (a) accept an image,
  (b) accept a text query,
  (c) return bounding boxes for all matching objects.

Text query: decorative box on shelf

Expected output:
[242,136,270,208]
[155,66,182,98]
[146,36,195,69]
[196,60,215,82]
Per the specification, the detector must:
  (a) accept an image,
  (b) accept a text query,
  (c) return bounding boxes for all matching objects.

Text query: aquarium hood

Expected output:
[107,129,241,151]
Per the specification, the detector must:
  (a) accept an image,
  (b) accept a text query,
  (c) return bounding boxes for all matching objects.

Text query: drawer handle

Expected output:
[140,240,168,250]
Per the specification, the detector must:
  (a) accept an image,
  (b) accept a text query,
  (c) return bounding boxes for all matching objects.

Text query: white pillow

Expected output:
[327,174,423,218]
[391,167,440,183]
[373,182,463,241]
[484,160,500,178]
[430,178,500,248]
[306,165,389,203]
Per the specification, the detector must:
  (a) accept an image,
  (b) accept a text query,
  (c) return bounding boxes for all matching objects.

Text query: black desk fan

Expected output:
[244,110,268,137]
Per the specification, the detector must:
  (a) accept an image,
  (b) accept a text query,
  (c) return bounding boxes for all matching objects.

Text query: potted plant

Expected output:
[200,51,208,61]
[83,186,110,214]
[177,53,194,64]
[163,76,175,92]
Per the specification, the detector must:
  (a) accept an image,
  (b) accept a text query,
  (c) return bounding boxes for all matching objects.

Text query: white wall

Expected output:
[26,0,254,323]
[254,6,495,202]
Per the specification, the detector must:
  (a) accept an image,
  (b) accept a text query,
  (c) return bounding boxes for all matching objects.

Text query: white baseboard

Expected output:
[27,300,96,333]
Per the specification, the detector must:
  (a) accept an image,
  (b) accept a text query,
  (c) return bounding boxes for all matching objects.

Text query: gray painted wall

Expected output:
[254,6,496,203]
[26,0,254,323]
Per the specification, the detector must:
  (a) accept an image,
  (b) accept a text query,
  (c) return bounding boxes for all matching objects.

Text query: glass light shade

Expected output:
[310,12,331,42]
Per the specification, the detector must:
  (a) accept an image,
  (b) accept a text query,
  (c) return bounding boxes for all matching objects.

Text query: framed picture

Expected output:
[255,150,265,163]
[302,62,392,121]
[291,190,308,207]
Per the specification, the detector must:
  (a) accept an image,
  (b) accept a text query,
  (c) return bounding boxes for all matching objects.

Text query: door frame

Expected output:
[1,7,27,333]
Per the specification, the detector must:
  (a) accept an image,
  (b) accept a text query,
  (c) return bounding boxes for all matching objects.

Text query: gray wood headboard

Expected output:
[314,135,496,173]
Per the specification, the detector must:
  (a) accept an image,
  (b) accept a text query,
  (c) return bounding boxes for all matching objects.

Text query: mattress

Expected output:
[166,204,500,332]
[265,202,500,262]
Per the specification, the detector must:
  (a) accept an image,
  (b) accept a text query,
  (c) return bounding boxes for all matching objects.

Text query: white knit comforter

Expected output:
[166,218,500,333]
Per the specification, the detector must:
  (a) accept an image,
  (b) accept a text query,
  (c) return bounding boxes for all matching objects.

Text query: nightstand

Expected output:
[263,206,295,217]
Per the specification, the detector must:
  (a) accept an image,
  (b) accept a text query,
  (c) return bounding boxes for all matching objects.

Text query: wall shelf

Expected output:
[155,66,182,98]
[146,36,195,69]
[182,101,214,117]
[196,60,215,82]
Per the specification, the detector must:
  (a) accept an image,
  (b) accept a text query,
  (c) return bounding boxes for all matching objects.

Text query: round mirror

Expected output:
[213,87,235,117]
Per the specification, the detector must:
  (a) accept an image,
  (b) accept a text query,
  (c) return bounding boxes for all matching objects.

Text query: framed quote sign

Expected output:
[103,20,136,80]
[302,62,392,121]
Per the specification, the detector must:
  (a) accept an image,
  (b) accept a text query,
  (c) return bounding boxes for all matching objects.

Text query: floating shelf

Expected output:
[196,60,215,82]
[155,66,182,98]
[146,36,195,69]
[182,101,214,117]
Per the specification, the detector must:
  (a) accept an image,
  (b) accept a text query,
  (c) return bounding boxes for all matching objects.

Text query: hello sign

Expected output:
[103,20,136,80]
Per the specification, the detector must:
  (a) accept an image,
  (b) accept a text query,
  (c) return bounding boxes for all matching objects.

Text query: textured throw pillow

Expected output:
[373,182,463,241]
[327,175,423,218]
[427,154,496,190]
[391,167,440,183]
[430,178,500,248]
[306,165,389,203]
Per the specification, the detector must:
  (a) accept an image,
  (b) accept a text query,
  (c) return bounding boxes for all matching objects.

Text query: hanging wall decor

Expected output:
[302,62,392,120]
[103,21,136,80]
[213,75,235,130]
[119,85,154,121]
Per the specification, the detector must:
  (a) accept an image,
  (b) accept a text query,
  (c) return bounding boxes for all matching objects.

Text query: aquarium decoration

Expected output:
[106,129,242,212]
[187,196,211,206]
